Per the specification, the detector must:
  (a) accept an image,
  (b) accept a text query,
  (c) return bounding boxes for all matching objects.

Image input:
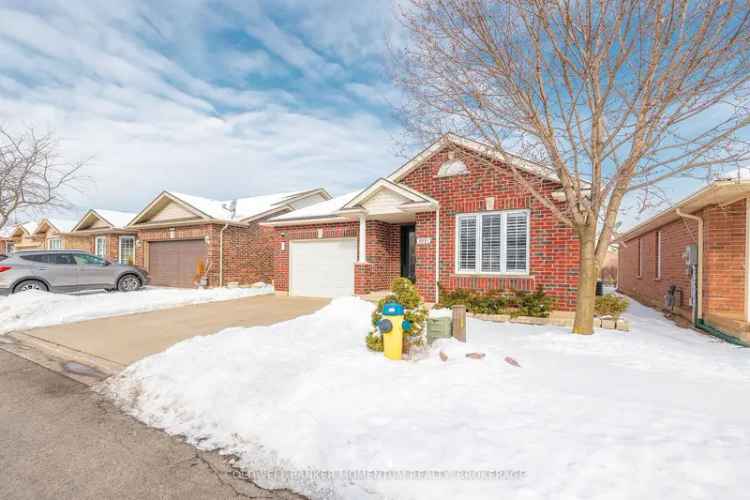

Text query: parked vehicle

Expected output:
[0,250,149,295]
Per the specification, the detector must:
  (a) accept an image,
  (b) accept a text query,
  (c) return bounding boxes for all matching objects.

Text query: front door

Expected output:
[400,225,416,284]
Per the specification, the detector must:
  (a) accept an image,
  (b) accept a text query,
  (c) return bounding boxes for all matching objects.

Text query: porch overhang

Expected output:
[334,178,438,223]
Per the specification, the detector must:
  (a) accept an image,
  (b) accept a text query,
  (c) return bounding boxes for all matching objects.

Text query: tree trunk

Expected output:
[573,229,597,335]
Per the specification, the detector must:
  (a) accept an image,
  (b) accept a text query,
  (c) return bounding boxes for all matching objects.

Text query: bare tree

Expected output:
[393,0,750,333]
[0,127,85,230]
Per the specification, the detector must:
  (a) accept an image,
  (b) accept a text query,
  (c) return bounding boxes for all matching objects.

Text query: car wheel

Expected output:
[13,280,49,294]
[117,274,142,292]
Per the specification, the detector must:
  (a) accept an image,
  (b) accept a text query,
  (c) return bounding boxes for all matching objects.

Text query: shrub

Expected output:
[595,294,629,319]
[515,288,554,318]
[366,278,428,353]
[437,285,553,318]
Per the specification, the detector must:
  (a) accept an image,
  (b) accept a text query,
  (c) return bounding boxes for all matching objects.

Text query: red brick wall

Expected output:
[0,240,6,254]
[618,217,698,318]
[136,222,273,288]
[703,199,746,316]
[618,199,747,323]
[400,146,579,310]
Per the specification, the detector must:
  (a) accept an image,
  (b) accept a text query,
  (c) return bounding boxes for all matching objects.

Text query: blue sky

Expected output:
[0,0,735,230]
[0,0,406,218]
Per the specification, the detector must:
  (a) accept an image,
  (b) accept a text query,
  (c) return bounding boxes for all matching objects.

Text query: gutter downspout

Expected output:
[675,208,703,323]
[434,206,440,303]
[219,223,229,287]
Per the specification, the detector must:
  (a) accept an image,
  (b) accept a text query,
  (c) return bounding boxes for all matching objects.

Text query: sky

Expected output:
[0,0,739,231]
[0,0,407,221]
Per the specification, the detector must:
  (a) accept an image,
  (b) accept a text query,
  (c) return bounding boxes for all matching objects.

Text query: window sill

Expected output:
[453,272,533,279]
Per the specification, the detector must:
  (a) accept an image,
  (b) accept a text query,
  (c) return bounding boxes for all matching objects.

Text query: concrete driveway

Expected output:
[14,295,329,368]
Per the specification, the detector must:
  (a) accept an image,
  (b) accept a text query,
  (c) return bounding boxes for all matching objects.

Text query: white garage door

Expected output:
[290,238,356,297]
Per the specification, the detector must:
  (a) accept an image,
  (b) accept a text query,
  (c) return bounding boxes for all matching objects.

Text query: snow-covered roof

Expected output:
[0,225,15,239]
[270,191,363,222]
[22,221,38,235]
[43,218,78,234]
[93,209,136,229]
[169,190,320,222]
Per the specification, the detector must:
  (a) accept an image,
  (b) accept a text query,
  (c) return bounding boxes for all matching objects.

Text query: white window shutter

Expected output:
[505,212,528,272]
[481,214,502,272]
[458,216,477,271]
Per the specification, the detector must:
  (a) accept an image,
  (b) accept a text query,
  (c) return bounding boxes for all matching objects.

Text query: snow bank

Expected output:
[0,286,274,334]
[102,296,750,500]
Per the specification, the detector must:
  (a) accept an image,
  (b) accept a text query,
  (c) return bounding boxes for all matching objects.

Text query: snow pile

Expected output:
[428,307,452,318]
[102,297,750,500]
[0,286,274,334]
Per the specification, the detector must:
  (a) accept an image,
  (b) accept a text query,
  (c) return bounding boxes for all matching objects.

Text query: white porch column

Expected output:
[358,214,367,263]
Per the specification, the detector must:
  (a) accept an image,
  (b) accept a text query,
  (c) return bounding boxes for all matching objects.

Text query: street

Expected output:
[0,350,303,500]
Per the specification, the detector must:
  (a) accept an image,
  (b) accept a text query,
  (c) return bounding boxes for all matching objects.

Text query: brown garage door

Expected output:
[148,240,207,288]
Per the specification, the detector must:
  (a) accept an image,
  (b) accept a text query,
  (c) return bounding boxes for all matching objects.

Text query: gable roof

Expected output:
[129,189,331,227]
[387,133,562,184]
[35,218,78,235]
[340,178,437,212]
[617,179,750,243]
[72,209,137,232]
[0,225,15,239]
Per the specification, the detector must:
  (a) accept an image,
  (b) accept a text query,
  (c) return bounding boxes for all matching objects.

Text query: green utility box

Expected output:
[427,317,452,344]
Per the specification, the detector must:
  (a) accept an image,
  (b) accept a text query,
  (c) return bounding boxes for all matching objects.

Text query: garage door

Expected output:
[149,240,207,288]
[290,239,356,297]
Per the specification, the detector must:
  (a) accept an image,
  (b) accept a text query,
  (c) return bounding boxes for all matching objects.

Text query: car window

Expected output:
[50,254,77,265]
[20,254,51,263]
[73,254,107,266]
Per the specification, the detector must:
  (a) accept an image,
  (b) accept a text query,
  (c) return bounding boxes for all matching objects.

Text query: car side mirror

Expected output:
[104,260,112,266]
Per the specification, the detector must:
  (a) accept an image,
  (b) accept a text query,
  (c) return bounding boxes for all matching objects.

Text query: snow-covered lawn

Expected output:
[101,297,750,500]
[0,286,274,334]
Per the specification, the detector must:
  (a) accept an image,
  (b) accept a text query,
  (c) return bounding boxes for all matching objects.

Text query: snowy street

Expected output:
[100,296,750,500]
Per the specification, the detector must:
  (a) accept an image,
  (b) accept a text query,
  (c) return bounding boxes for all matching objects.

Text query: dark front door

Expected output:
[400,225,416,284]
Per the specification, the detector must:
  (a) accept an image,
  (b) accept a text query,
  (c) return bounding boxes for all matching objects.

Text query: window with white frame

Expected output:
[455,210,529,274]
[95,236,107,258]
[637,238,643,277]
[655,231,662,279]
[47,238,62,250]
[119,236,135,265]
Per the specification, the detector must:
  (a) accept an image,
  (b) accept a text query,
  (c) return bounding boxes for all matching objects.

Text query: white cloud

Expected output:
[0,1,404,218]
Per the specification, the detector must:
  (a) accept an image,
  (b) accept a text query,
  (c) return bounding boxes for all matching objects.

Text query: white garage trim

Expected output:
[289,238,357,298]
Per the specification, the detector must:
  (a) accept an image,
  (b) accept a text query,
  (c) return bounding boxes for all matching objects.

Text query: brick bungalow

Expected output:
[67,209,138,262]
[6,221,41,253]
[617,177,750,345]
[264,134,580,308]
[32,218,79,250]
[126,189,330,288]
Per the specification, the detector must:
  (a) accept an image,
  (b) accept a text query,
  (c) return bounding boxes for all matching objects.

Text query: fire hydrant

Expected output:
[378,302,412,360]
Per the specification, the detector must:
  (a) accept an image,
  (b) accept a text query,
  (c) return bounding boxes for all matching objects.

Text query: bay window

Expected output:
[455,210,530,275]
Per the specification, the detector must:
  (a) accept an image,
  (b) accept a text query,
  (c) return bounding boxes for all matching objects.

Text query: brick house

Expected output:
[126,189,330,288]
[265,134,580,308]
[6,221,42,252]
[0,225,14,254]
[67,209,138,262]
[617,178,750,345]
[32,218,79,250]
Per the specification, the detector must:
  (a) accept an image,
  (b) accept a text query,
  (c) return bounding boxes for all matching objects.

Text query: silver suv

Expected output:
[0,250,150,295]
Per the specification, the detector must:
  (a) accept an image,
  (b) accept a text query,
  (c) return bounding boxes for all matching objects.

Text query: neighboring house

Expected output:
[264,134,580,308]
[617,178,750,345]
[601,247,618,285]
[0,225,15,254]
[68,209,138,263]
[126,189,330,288]
[33,218,79,249]
[7,221,42,252]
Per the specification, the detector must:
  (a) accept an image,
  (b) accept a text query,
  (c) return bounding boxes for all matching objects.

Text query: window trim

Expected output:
[95,236,107,258]
[454,209,531,276]
[637,237,643,278]
[47,238,62,250]
[655,231,662,279]
[119,236,135,265]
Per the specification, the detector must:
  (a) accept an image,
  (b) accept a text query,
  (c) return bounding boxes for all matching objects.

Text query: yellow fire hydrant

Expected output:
[378,302,412,361]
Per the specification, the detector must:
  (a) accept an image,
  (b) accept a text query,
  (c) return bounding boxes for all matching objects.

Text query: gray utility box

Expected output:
[427,317,453,343]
